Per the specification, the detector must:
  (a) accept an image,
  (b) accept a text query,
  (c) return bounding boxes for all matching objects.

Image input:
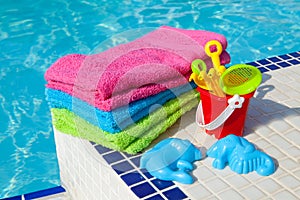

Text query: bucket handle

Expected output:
[196,94,245,130]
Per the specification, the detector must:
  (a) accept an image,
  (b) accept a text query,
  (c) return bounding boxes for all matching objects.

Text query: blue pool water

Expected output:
[1,0,299,198]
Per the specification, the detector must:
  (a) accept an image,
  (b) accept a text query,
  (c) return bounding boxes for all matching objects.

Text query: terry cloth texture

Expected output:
[46,82,196,133]
[51,90,199,154]
[45,26,230,111]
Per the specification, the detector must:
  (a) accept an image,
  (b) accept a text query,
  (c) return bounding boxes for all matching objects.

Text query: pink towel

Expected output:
[45,26,230,111]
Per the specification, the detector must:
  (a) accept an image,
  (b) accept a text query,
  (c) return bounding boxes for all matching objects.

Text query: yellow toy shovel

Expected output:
[205,40,226,76]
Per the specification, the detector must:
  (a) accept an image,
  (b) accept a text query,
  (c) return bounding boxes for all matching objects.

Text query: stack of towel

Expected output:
[45,26,230,154]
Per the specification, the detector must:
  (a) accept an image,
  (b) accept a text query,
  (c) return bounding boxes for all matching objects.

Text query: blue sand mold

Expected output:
[140,138,202,184]
[207,134,276,176]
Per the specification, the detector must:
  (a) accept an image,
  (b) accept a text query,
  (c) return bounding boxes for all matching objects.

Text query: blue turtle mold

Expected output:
[207,134,275,176]
[140,138,203,184]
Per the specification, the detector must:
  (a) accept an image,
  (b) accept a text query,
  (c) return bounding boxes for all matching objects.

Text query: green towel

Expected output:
[51,90,199,154]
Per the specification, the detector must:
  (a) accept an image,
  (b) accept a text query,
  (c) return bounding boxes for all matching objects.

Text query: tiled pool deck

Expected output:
[7,51,300,200]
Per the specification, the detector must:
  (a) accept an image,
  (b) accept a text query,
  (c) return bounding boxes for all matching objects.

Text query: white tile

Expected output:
[283,99,300,107]
[254,126,274,137]
[275,71,294,84]
[254,137,271,149]
[268,118,293,133]
[285,114,300,130]
[268,90,289,102]
[213,166,234,178]
[268,134,293,149]
[295,188,300,198]
[286,90,300,99]
[244,118,259,133]
[225,175,251,189]
[247,107,264,118]
[218,189,244,200]
[206,196,220,200]
[204,178,230,194]
[256,178,283,194]
[244,132,260,142]
[242,172,264,183]
[278,158,300,172]
[256,105,278,115]
[292,169,300,180]
[285,129,300,146]
[278,175,300,189]
[264,146,285,160]
[240,186,266,200]
[249,97,264,108]
[243,126,255,137]
[186,183,212,199]
[54,130,138,200]
[273,190,299,200]
[284,146,300,163]
[193,165,216,181]
[270,166,288,179]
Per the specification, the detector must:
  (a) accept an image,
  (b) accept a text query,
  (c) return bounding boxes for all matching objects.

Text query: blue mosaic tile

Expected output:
[103,151,125,164]
[258,67,269,73]
[2,196,22,200]
[131,182,156,198]
[288,59,300,65]
[266,64,280,70]
[112,160,134,175]
[257,59,271,65]
[94,144,112,154]
[145,194,165,200]
[163,187,187,200]
[121,171,145,186]
[277,61,291,68]
[24,186,65,200]
[289,52,300,58]
[151,179,174,190]
[122,152,139,158]
[279,54,292,60]
[130,156,141,167]
[140,168,153,179]
[246,61,260,67]
[268,56,282,62]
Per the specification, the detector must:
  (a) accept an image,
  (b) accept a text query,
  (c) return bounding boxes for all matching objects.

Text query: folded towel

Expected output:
[45,26,230,111]
[51,90,199,154]
[46,82,196,133]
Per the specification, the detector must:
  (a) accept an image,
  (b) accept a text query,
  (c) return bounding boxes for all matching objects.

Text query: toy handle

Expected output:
[204,40,226,75]
[191,59,207,75]
[196,95,245,130]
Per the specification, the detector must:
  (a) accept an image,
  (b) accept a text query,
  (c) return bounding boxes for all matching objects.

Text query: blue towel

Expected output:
[46,82,196,133]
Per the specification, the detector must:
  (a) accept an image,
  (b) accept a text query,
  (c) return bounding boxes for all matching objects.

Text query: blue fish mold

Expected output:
[140,138,203,184]
[207,134,276,176]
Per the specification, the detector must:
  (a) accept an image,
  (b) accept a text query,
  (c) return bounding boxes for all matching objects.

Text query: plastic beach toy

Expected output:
[204,40,226,75]
[219,64,262,95]
[189,59,209,90]
[140,138,203,184]
[189,59,224,96]
[207,134,275,176]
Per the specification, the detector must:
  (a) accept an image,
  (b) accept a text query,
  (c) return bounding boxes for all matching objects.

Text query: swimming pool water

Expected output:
[1,0,299,198]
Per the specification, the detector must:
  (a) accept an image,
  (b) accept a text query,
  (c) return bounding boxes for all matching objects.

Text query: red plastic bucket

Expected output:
[196,87,255,139]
